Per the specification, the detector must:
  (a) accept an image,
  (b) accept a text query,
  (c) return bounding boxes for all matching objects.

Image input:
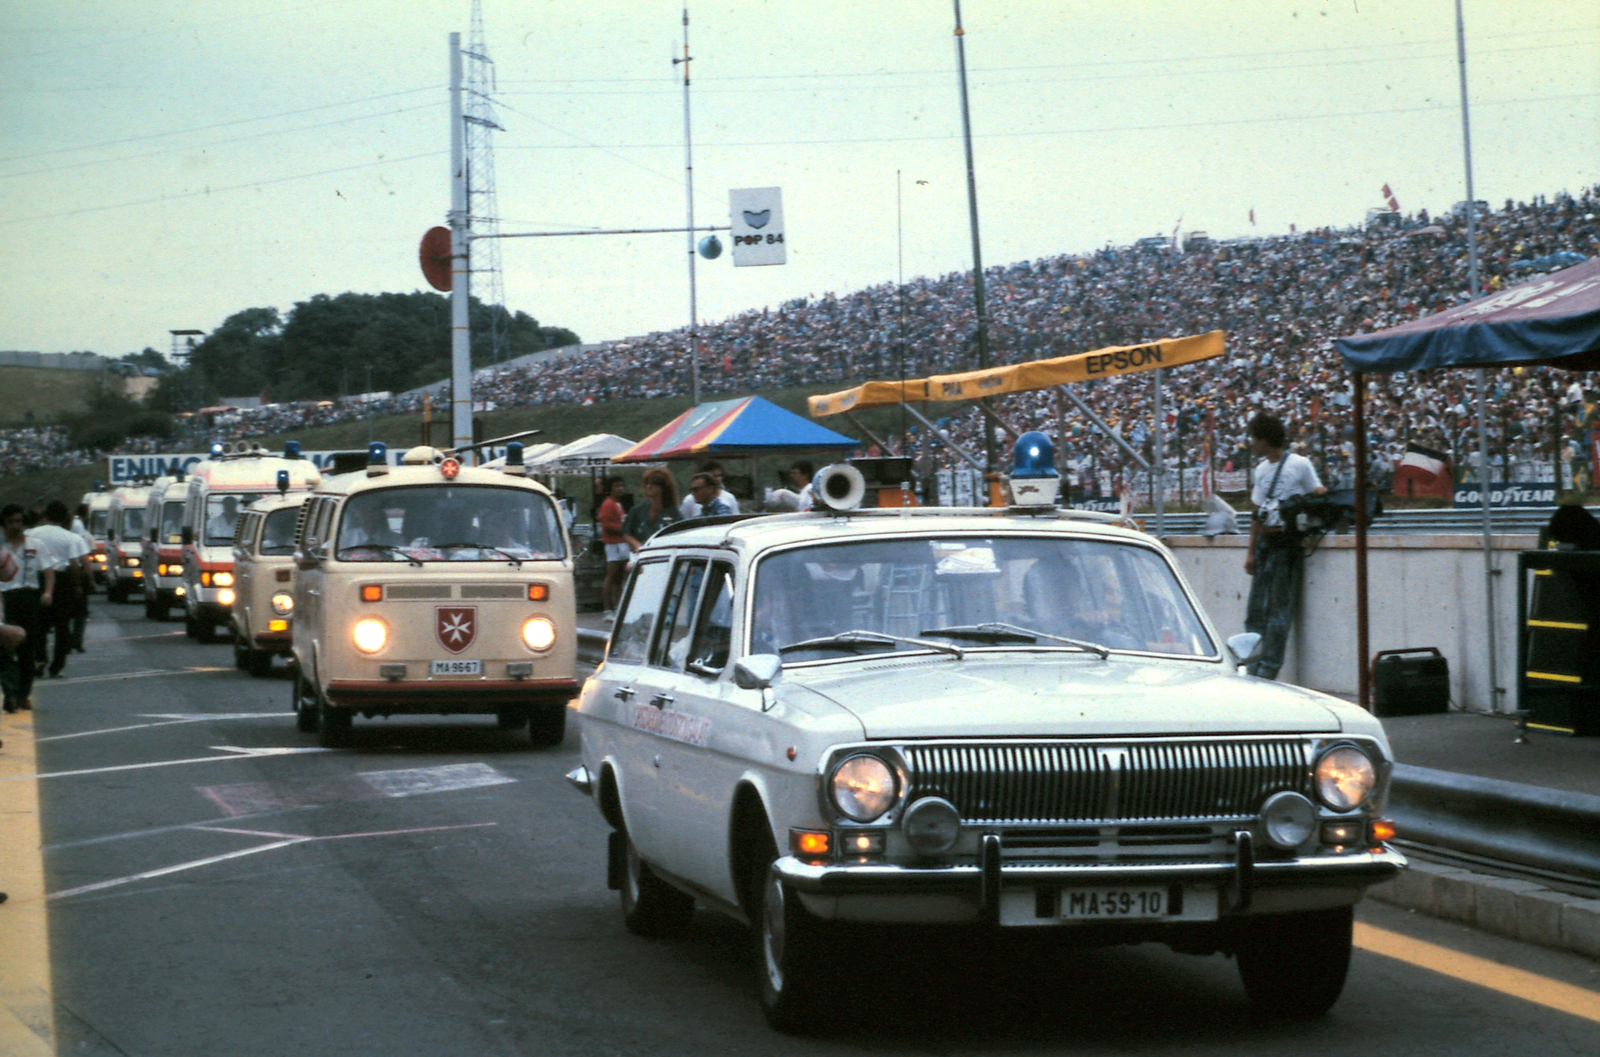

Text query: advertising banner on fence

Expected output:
[107,447,515,486]
[1451,481,1559,508]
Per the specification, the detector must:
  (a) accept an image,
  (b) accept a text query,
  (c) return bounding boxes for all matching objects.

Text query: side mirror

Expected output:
[295,537,322,571]
[1227,632,1263,666]
[732,654,782,690]
[181,526,193,546]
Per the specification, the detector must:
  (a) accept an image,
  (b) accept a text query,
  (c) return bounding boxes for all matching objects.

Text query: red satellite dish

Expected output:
[419,226,453,292]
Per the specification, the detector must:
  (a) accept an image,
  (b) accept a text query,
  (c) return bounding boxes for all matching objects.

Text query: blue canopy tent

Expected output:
[1334,256,1600,712]
[612,395,859,463]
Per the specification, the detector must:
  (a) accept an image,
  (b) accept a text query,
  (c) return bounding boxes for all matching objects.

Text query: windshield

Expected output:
[88,509,109,537]
[751,535,1214,662]
[335,485,566,562]
[204,493,261,546]
[259,508,300,556]
[118,508,145,540]
[160,501,185,544]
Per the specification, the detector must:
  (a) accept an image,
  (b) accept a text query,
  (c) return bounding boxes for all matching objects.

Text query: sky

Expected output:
[2,0,1597,362]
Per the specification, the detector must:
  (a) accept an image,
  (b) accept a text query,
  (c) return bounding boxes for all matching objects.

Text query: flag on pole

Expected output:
[1382,183,1400,213]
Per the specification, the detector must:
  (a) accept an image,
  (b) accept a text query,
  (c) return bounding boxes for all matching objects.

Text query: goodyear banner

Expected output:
[809,331,1224,417]
[1451,481,1558,508]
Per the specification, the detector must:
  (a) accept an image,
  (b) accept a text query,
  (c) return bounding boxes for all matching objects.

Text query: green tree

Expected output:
[61,389,176,450]
[189,307,283,398]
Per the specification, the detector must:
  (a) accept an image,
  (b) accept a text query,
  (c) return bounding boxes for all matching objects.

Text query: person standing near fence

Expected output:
[1243,412,1325,681]
[29,501,89,678]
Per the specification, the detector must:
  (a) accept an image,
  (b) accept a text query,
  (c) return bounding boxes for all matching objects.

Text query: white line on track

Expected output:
[47,821,498,900]
[36,713,289,743]
[6,745,331,782]
[41,666,230,686]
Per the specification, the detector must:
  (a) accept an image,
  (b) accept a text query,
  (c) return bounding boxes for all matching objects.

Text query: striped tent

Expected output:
[611,396,857,464]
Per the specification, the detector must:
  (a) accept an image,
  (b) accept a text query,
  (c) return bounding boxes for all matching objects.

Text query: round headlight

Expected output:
[830,754,897,822]
[213,571,235,587]
[1260,791,1318,850]
[521,616,556,651]
[352,617,388,654]
[903,796,962,855]
[1315,746,1376,810]
[216,588,236,606]
[271,592,294,615]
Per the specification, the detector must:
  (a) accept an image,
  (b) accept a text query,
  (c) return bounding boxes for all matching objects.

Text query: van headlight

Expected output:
[830,754,898,822]
[212,571,234,587]
[521,616,556,651]
[1315,746,1377,810]
[352,618,388,654]
[271,592,294,615]
[216,588,235,606]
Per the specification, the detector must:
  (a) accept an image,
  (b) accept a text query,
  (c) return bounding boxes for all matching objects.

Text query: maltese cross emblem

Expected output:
[435,606,477,654]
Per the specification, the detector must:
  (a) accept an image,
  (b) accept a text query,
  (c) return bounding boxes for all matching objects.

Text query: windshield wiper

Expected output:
[778,629,963,658]
[431,541,524,568]
[920,622,1109,658]
[337,542,423,567]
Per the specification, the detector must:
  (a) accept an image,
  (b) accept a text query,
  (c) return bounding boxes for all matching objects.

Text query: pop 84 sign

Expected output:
[728,187,785,267]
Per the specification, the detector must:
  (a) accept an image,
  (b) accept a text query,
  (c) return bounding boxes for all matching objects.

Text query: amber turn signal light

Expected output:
[527,583,548,601]
[361,585,383,602]
[1369,819,1397,843]
[789,828,831,858]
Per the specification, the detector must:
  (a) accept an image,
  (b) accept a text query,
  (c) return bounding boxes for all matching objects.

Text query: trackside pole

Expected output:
[449,33,474,462]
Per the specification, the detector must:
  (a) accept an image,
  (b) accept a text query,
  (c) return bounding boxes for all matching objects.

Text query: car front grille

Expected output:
[900,738,1314,825]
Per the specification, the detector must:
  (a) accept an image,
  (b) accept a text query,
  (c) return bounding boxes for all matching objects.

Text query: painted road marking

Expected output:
[0,713,56,1055]
[36,713,288,743]
[199,761,515,817]
[7,744,331,782]
[48,821,497,900]
[1356,922,1600,1024]
[39,666,231,686]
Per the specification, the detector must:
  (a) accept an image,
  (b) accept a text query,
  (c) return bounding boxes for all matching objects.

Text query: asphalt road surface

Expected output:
[12,602,1600,1056]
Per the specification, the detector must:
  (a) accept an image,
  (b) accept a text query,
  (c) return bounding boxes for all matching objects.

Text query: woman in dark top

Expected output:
[622,468,681,555]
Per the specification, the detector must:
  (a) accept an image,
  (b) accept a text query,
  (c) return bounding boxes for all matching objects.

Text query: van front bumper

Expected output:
[326,677,580,712]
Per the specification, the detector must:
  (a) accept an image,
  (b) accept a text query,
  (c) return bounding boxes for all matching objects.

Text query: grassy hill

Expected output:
[0,365,101,426]
[1,385,919,510]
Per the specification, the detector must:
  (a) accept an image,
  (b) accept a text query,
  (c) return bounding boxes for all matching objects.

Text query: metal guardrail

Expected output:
[1148,505,1591,536]
[1387,764,1600,882]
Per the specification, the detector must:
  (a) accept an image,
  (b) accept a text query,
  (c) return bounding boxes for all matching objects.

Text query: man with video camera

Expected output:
[1244,411,1326,680]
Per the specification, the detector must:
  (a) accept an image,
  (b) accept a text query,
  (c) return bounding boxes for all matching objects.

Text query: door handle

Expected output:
[648,693,674,710]
[613,686,635,701]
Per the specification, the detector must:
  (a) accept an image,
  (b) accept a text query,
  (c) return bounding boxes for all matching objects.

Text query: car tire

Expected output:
[196,620,216,644]
[620,833,694,937]
[246,650,273,677]
[755,860,830,1033]
[184,613,199,639]
[293,667,320,733]
[1236,905,1353,1018]
[528,706,566,748]
[318,700,352,748]
[496,710,529,731]
[233,639,249,670]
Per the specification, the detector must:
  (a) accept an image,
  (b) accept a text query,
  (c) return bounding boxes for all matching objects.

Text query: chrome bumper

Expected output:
[776,844,1407,912]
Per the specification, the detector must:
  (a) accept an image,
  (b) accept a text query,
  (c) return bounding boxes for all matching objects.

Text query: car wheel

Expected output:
[756,861,830,1033]
[246,649,273,677]
[184,613,198,639]
[196,620,216,644]
[527,706,566,748]
[1236,905,1353,1018]
[496,710,529,731]
[318,700,352,748]
[233,639,249,670]
[620,833,694,937]
[293,667,320,733]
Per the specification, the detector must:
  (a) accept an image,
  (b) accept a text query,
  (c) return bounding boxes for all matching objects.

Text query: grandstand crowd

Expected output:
[6,188,1598,496]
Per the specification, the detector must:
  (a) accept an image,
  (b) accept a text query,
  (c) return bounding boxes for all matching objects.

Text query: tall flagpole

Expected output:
[1455,0,1501,716]
[448,33,474,460]
[677,8,700,406]
[952,0,996,483]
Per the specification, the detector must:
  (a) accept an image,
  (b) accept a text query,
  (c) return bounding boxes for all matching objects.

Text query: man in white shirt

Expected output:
[679,460,741,518]
[1243,412,1326,681]
[2,503,58,711]
[30,501,90,677]
[789,460,816,512]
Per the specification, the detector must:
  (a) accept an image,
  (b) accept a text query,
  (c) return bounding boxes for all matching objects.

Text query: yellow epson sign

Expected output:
[809,330,1224,416]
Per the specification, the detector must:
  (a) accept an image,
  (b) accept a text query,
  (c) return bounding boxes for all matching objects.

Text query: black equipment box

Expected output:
[1372,648,1451,717]
[1517,550,1600,736]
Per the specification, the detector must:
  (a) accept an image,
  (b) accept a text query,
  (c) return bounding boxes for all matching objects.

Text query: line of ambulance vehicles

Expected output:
[83,440,579,748]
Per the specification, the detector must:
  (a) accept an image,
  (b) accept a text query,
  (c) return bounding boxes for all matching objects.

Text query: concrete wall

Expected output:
[1167,532,1534,713]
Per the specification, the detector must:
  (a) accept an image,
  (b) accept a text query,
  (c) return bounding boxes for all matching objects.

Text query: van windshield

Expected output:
[119,508,145,540]
[161,502,184,544]
[88,509,110,537]
[335,485,566,563]
[205,493,262,546]
[259,508,300,556]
